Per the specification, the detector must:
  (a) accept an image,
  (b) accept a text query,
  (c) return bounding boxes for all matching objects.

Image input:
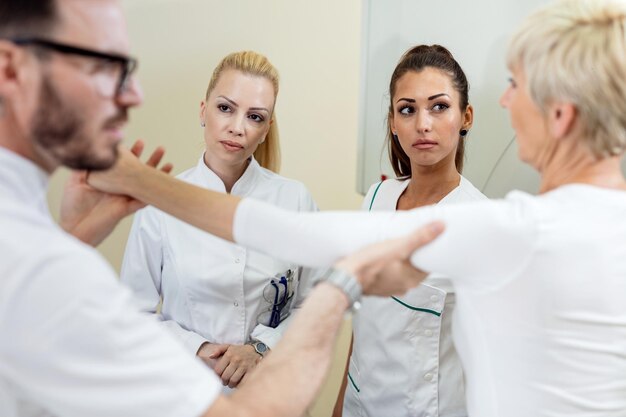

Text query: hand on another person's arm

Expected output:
[336,221,445,297]
[61,140,172,246]
[201,221,444,417]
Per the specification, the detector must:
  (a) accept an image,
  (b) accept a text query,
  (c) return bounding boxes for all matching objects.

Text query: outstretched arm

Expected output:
[88,144,531,286]
[88,145,238,242]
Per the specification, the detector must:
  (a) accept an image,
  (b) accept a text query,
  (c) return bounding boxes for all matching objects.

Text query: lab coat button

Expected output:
[235,258,240,264]
[424,373,433,381]
[424,329,433,337]
[233,301,239,307]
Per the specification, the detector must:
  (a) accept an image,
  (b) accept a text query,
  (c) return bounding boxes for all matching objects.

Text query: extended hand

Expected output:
[334,221,445,297]
[61,140,172,246]
[87,140,168,195]
[212,344,262,388]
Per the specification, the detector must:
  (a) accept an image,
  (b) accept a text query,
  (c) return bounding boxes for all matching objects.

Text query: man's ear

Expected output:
[0,41,24,100]
[548,101,577,139]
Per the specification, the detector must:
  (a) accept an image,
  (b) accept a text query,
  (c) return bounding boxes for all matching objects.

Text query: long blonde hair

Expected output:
[205,51,281,172]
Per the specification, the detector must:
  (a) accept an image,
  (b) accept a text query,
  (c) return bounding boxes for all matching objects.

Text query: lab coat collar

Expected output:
[0,147,50,216]
[195,154,262,196]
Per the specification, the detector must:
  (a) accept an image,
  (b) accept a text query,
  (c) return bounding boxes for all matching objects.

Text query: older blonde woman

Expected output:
[91,0,626,414]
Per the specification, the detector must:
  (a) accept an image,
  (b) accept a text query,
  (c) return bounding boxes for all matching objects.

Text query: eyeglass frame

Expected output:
[259,270,295,328]
[7,37,138,97]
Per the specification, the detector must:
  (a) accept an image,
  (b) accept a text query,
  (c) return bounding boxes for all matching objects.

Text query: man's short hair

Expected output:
[0,0,58,38]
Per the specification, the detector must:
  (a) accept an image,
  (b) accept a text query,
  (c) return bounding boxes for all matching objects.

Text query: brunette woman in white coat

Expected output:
[333,45,485,417]
[120,51,318,391]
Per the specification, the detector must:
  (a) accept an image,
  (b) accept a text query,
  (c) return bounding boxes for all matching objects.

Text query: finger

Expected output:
[240,371,252,387]
[213,355,230,376]
[129,139,145,157]
[228,367,246,388]
[209,344,230,359]
[160,163,174,174]
[145,146,166,168]
[221,363,237,386]
[67,170,88,185]
[126,200,147,214]
[399,221,445,258]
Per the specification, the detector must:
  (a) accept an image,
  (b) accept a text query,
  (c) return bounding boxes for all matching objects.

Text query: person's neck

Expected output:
[0,122,57,174]
[397,162,460,210]
[203,153,249,193]
[538,143,626,193]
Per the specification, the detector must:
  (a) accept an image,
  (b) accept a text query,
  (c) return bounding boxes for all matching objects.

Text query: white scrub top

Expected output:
[121,155,319,356]
[343,176,486,417]
[0,148,220,417]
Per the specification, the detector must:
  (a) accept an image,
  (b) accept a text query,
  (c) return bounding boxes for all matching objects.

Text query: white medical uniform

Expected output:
[343,177,485,417]
[121,155,319,357]
[233,185,626,417]
[0,148,221,417]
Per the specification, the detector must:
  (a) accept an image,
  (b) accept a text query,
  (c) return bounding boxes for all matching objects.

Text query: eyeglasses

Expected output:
[10,37,138,97]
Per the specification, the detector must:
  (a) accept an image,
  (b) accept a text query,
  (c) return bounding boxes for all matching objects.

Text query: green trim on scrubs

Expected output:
[368,181,384,211]
[391,296,442,316]
[347,372,361,392]
[369,180,442,318]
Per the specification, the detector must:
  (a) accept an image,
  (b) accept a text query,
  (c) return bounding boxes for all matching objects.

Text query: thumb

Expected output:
[209,344,230,358]
[400,221,445,258]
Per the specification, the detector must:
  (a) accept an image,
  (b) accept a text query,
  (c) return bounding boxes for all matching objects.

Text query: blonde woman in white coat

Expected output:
[333,45,485,417]
[120,51,318,392]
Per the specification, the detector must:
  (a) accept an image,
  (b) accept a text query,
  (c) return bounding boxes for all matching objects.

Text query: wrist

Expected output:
[317,267,362,312]
[247,340,269,358]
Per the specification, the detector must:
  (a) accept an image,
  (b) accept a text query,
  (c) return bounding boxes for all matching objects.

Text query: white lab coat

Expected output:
[343,176,486,417]
[121,155,319,361]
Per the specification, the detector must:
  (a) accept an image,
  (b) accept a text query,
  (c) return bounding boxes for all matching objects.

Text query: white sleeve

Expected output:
[250,186,326,348]
[121,208,209,353]
[233,196,538,291]
[0,247,220,417]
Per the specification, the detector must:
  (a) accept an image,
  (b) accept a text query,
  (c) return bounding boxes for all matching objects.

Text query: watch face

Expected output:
[255,342,268,354]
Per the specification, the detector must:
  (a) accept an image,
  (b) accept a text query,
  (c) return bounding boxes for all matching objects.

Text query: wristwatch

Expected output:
[249,341,269,357]
[319,267,362,312]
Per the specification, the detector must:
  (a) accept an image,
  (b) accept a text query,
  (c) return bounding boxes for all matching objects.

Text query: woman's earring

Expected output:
[201,122,206,128]
[392,133,399,142]
[459,129,468,137]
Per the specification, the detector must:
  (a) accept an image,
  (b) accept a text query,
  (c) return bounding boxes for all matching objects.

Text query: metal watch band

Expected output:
[248,341,268,357]
[322,268,362,311]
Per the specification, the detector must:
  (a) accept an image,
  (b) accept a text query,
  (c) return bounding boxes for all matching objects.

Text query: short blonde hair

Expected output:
[507,0,626,157]
[206,51,281,172]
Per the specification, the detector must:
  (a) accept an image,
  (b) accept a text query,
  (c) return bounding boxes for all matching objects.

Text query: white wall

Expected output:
[47,1,362,415]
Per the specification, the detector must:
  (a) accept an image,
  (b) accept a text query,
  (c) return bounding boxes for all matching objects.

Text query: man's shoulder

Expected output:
[0,204,113,287]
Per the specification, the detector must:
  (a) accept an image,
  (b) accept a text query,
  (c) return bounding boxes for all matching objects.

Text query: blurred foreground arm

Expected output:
[202,222,444,417]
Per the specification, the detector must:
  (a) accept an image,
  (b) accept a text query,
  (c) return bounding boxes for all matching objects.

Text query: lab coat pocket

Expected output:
[343,356,365,417]
[257,269,296,328]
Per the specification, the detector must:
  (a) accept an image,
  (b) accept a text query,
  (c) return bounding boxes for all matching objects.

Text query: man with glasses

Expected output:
[0,1,443,417]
